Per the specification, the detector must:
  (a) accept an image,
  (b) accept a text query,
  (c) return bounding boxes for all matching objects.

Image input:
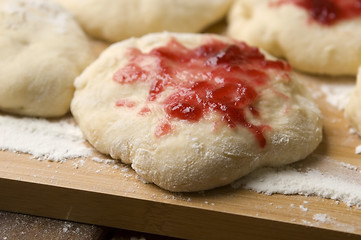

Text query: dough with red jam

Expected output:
[0,0,94,117]
[227,0,361,75]
[71,32,322,192]
[53,0,233,42]
[345,67,361,134]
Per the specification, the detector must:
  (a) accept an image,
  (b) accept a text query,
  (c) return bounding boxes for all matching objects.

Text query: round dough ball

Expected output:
[227,0,361,76]
[71,32,322,192]
[0,0,95,117]
[345,67,361,134]
[53,0,233,42]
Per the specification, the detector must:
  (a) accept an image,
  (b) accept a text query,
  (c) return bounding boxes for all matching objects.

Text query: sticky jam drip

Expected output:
[276,0,361,25]
[113,38,291,148]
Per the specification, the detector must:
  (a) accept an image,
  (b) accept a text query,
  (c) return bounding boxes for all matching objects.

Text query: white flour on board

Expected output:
[319,81,354,111]
[1,114,361,207]
[356,145,361,154]
[313,213,331,223]
[317,80,361,155]
[232,164,361,207]
[0,114,92,161]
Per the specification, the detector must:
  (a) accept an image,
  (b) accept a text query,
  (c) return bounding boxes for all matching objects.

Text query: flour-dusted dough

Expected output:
[71,32,322,192]
[227,0,361,76]
[345,67,361,134]
[0,0,94,117]
[53,0,233,42]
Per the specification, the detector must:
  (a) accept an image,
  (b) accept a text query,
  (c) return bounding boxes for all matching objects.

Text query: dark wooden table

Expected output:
[0,211,180,240]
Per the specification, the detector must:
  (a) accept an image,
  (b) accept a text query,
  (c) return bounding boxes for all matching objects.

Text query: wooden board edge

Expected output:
[0,177,359,240]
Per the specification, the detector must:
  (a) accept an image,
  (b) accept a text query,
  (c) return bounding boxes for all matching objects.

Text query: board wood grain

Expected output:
[0,37,361,240]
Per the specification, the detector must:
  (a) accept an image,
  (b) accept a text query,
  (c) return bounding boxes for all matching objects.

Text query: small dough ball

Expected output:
[53,0,233,42]
[227,0,361,76]
[71,32,322,192]
[345,67,361,134]
[0,0,95,117]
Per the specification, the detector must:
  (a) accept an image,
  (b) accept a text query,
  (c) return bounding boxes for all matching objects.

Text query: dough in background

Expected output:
[0,0,95,117]
[71,32,322,192]
[345,67,361,134]
[53,0,233,42]
[227,0,361,76]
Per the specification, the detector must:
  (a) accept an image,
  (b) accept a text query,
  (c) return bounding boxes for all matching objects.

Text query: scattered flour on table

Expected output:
[356,145,361,155]
[299,205,308,212]
[312,213,356,232]
[91,157,117,165]
[313,213,330,223]
[319,83,354,110]
[2,114,361,208]
[232,166,361,207]
[339,162,359,171]
[317,81,361,155]
[0,115,93,161]
[349,127,359,135]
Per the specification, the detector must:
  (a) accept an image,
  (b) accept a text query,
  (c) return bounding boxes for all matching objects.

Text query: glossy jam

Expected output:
[113,38,291,147]
[277,0,361,25]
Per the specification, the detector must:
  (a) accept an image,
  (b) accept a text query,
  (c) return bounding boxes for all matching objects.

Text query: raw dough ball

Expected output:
[227,0,361,76]
[345,67,361,134]
[71,32,322,192]
[53,0,233,42]
[0,0,95,117]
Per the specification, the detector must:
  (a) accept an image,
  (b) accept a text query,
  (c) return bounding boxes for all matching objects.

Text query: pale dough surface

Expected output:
[0,0,94,117]
[53,0,233,42]
[71,32,322,192]
[345,67,361,134]
[227,0,361,76]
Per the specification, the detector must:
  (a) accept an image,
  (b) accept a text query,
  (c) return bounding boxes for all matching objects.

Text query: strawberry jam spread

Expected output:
[113,38,291,148]
[276,0,361,25]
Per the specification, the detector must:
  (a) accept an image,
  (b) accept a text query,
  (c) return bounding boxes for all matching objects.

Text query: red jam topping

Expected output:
[115,99,136,108]
[113,38,291,148]
[155,121,173,137]
[276,0,361,25]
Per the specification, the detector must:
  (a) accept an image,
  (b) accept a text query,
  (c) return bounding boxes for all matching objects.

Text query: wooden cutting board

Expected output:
[0,37,361,240]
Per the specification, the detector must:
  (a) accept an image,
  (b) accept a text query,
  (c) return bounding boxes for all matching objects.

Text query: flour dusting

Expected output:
[313,213,330,223]
[233,166,361,207]
[356,145,361,155]
[317,80,361,155]
[0,115,92,161]
[2,113,361,207]
[299,205,308,212]
[320,83,354,110]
